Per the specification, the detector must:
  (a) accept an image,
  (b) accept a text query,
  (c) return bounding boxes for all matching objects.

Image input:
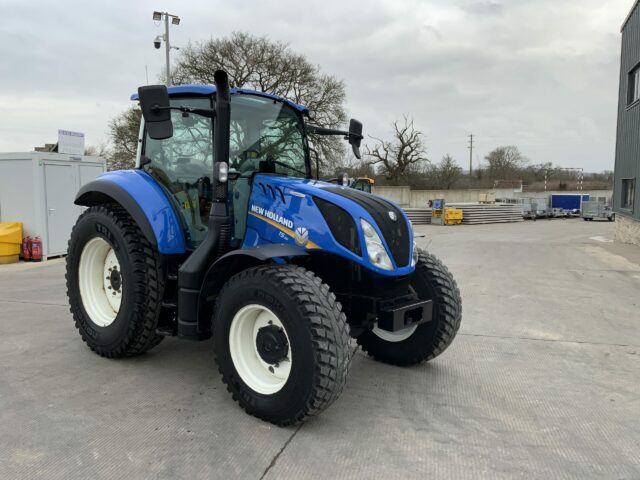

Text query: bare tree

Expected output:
[107,107,141,170]
[172,32,347,173]
[484,146,527,180]
[365,116,429,183]
[434,154,462,189]
[84,143,110,158]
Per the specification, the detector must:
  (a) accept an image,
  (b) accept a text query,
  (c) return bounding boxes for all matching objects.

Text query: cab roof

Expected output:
[130,84,308,113]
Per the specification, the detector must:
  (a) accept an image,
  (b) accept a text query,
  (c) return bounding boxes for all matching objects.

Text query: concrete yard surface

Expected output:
[0,220,639,479]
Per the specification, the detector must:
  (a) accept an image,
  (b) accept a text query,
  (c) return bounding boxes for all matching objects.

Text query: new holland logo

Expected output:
[388,211,397,221]
[294,226,309,246]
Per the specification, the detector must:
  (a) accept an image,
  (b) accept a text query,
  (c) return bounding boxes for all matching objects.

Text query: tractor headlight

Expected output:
[412,241,419,267]
[360,219,394,270]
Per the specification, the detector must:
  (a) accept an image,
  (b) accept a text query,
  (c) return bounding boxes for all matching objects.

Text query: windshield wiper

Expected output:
[266,156,307,177]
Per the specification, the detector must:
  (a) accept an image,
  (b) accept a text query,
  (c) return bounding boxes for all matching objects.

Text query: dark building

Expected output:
[615,2,640,244]
[614,1,640,245]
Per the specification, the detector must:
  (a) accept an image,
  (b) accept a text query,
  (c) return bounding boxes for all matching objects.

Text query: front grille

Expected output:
[322,187,410,267]
[313,197,361,255]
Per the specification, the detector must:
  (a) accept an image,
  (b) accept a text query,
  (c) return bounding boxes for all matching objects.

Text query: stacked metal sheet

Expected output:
[403,208,433,225]
[402,203,523,225]
[453,203,523,224]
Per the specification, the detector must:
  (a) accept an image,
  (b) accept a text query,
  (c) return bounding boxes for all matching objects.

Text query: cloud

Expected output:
[0,0,631,171]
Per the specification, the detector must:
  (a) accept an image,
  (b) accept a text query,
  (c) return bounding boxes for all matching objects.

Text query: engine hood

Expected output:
[244,175,414,274]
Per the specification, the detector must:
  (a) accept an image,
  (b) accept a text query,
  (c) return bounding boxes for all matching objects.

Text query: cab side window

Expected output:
[143,97,214,247]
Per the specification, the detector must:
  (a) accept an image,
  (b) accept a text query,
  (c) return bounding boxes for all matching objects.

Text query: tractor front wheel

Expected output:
[66,204,164,357]
[357,250,462,366]
[213,265,351,426]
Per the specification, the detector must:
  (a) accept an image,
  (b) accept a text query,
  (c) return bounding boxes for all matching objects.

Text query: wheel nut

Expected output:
[268,366,274,373]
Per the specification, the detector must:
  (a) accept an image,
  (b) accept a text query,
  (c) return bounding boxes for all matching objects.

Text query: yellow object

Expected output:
[0,242,21,255]
[443,208,463,225]
[0,223,23,264]
[0,254,19,264]
[0,222,23,245]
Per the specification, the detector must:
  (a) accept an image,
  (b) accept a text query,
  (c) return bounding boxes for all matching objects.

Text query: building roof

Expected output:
[130,85,308,113]
[622,0,640,31]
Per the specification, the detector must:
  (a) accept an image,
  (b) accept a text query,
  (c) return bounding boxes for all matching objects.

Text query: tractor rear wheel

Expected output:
[66,204,164,358]
[357,250,462,366]
[213,265,351,426]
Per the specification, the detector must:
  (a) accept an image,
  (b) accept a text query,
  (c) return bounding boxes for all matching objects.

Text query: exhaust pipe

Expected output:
[213,70,230,202]
[177,70,232,335]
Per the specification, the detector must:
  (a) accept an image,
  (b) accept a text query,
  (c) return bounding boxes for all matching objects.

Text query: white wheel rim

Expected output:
[372,323,418,342]
[229,304,292,395]
[78,237,122,327]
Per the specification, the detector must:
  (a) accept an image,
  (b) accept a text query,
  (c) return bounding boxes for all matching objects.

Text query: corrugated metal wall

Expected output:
[615,4,640,219]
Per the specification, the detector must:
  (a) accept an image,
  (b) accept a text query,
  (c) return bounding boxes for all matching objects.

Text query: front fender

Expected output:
[75,170,187,254]
[194,244,308,337]
[201,244,308,295]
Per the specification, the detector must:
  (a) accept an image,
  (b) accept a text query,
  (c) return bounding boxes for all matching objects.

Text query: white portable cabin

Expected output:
[0,152,106,259]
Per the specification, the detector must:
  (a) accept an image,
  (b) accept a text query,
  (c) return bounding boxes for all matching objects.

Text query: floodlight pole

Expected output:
[153,11,179,86]
[164,14,171,86]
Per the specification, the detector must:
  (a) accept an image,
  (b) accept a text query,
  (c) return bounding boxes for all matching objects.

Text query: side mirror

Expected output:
[138,85,173,140]
[348,119,363,159]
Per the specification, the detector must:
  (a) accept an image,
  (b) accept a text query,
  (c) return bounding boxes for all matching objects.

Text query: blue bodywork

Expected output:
[85,170,414,276]
[83,86,413,275]
[130,85,309,113]
[95,170,187,254]
[243,176,415,276]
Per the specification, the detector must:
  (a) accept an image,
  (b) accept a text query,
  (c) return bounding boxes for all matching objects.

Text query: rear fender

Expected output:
[75,170,187,254]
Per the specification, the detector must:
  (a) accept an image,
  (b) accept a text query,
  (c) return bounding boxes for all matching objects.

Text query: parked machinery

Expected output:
[66,71,462,426]
[582,200,615,222]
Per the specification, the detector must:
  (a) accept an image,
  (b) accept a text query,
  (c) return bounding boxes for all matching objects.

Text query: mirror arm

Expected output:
[306,125,350,138]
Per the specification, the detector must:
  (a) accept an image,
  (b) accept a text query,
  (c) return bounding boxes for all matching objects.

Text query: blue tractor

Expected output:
[66,70,462,425]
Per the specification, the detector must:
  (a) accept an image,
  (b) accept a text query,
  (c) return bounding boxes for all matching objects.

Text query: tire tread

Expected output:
[214,264,351,426]
[66,204,164,358]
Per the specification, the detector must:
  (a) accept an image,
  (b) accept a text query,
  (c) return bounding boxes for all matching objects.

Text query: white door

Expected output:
[79,164,103,187]
[44,164,78,255]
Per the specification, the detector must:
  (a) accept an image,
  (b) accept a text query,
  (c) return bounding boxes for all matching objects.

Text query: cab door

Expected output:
[142,96,214,248]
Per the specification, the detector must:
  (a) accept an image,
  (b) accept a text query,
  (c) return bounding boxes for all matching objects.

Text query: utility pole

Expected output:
[164,13,170,86]
[468,134,474,176]
[152,11,181,86]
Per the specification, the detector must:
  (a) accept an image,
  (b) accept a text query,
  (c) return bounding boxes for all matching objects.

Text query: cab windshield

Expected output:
[229,94,308,178]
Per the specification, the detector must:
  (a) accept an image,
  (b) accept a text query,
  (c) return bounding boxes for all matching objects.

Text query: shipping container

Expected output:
[0,152,106,259]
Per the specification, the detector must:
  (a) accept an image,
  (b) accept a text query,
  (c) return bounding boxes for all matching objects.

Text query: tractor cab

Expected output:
[135,87,311,249]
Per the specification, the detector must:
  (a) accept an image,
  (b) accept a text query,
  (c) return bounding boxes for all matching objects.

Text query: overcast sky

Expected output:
[0,0,634,171]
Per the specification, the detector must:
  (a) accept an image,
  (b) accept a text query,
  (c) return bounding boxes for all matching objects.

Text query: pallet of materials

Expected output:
[478,193,496,204]
[454,203,523,224]
[402,203,522,225]
[403,208,432,225]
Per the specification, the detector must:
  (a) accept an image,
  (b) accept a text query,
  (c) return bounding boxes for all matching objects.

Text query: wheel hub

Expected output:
[256,325,289,365]
[109,267,122,292]
[228,305,293,395]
